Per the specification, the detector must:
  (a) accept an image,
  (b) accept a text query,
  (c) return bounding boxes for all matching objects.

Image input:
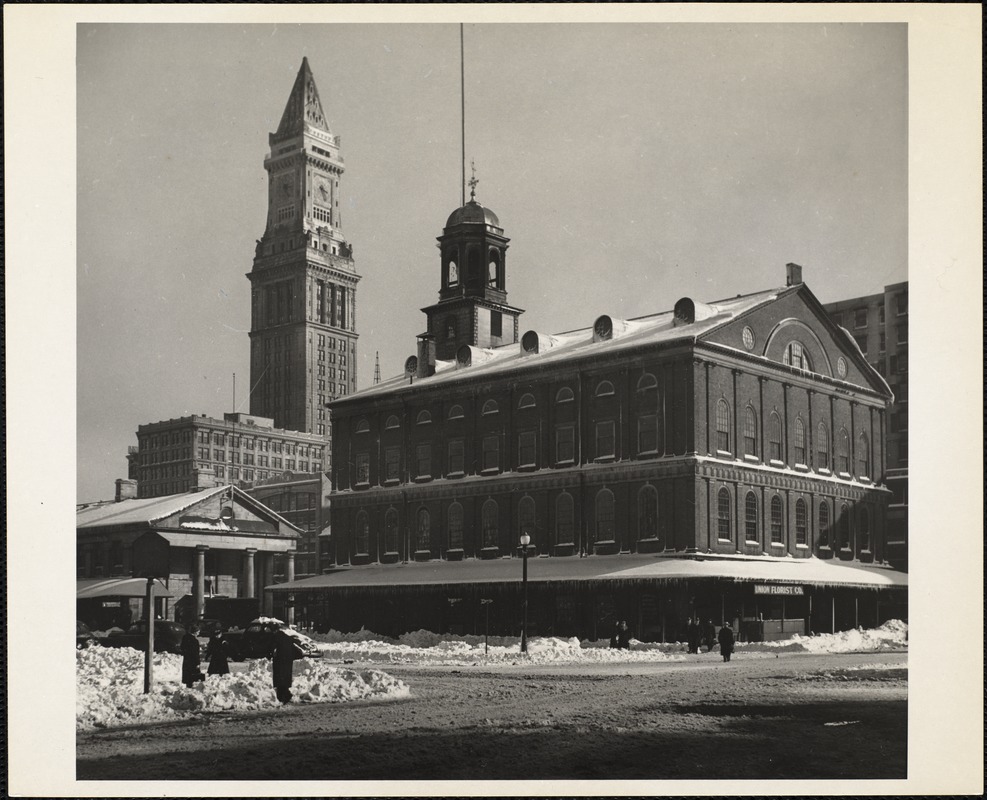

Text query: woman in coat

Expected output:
[272,629,302,704]
[206,632,230,676]
[180,624,202,688]
[717,621,735,663]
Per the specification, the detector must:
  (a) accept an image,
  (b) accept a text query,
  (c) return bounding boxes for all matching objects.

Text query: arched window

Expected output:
[595,380,615,398]
[355,511,369,555]
[816,422,830,468]
[838,503,851,550]
[783,341,812,371]
[416,508,430,551]
[518,393,536,410]
[795,499,808,546]
[744,407,758,457]
[355,418,369,434]
[745,492,759,542]
[715,399,730,452]
[555,387,574,404]
[481,399,498,416]
[487,251,499,285]
[595,489,615,542]
[770,495,784,544]
[385,415,400,430]
[637,485,658,541]
[447,502,464,550]
[838,429,850,473]
[794,417,806,464]
[858,433,870,477]
[769,412,783,461]
[859,507,871,552]
[818,501,831,549]
[717,488,732,540]
[519,496,536,549]
[481,499,499,548]
[416,410,432,425]
[447,259,459,286]
[555,492,574,546]
[637,373,658,392]
[384,508,399,553]
[444,317,457,340]
[447,405,464,420]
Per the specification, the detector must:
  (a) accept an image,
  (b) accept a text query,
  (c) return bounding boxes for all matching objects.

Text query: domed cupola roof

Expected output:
[445,199,501,231]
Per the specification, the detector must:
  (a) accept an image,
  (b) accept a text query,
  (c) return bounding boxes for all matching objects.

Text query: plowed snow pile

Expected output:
[76,646,409,731]
[313,620,907,664]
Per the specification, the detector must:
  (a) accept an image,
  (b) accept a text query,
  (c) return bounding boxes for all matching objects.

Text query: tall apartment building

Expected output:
[247,57,361,438]
[823,282,908,569]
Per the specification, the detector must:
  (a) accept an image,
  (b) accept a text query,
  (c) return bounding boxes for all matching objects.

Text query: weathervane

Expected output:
[468,160,479,201]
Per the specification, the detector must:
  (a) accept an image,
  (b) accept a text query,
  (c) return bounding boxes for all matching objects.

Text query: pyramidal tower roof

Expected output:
[272,57,331,144]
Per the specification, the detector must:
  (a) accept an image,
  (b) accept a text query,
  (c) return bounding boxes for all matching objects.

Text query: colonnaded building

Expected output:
[273,193,907,642]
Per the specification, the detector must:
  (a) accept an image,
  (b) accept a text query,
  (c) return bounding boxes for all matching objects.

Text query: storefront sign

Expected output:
[754,584,804,596]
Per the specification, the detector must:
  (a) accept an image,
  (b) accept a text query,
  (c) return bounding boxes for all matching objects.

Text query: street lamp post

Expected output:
[520,530,531,654]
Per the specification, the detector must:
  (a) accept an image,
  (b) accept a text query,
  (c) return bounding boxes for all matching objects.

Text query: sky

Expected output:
[76,22,908,502]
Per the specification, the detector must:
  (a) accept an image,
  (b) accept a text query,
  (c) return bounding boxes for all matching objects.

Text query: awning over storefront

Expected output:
[268,553,907,593]
[77,577,175,599]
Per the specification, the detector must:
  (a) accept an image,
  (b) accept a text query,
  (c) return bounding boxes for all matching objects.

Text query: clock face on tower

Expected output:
[278,174,294,199]
[315,177,331,204]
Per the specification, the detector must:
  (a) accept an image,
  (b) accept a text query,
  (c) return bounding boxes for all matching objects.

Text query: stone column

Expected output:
[262,552,275,617]
[194,545,209,621]
[285,551,296,625]
[243,548,257,598]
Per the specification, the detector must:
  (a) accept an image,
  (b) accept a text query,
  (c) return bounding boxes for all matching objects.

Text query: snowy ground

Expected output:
[77,620,906,731]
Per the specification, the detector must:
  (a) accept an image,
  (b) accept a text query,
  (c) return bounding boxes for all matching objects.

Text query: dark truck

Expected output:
[221,618,321,661]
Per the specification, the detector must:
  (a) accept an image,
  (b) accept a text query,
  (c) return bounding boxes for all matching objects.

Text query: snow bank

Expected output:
[313,620,907,664]
[77,645,409,731]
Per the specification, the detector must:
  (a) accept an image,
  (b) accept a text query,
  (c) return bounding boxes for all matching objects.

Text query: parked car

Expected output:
[223,618,320,661]
[76,620,99,648]
[101,620,187,655]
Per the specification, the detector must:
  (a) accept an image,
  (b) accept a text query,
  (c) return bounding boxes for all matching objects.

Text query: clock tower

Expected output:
[247,58,360,437]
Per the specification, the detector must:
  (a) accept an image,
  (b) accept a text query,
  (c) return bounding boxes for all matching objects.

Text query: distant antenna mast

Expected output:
[461,22,466,208]
[374,351,381,385]
[229,373,236,503]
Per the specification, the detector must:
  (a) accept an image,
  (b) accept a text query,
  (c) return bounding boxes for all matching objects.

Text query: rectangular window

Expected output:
[518,430,537,468]
[342,454,363,487]
[272,457,282,469]
[490,311,503,338]
[896,294,907,316]
[879,332,886,353]
[555,425,575,464]
[384,447,400,481]
[214,450,225,462]
[482,436,500,472]
[896,325,908,345]
[878,304,886,324]
[638,414,658,454]
[415,443,431,478]
[595,420,616,460]
[447,439,464,475]
[854,308,867,328]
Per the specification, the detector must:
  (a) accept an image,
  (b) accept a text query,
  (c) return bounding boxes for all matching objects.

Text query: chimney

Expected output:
[115,478,138,502]
[416,333,436,378]
[786,263,803,286]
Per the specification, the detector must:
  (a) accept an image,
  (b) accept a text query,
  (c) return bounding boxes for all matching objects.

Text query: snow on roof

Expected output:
[76,487,231,529]
[344,287,785,402]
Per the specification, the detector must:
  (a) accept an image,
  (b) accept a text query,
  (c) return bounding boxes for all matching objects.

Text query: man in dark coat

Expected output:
[272,629,303,703]
[609,620,631,650]
[703,619,717,652]
[717,621,735,662]
[180,624,202,688]
[686,619,700,654]
[206,632,230,676]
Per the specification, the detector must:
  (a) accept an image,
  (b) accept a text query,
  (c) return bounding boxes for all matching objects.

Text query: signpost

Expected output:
[143,576,155,694]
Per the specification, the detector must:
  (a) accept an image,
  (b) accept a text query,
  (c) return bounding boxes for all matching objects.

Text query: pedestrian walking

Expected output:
[686,619,700,654]
[272,628,303,703]
[717,621,735,662]
[180,624,203,688]
[610,620,631,649]
[703,619,717,652]
[206,631,230,676]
